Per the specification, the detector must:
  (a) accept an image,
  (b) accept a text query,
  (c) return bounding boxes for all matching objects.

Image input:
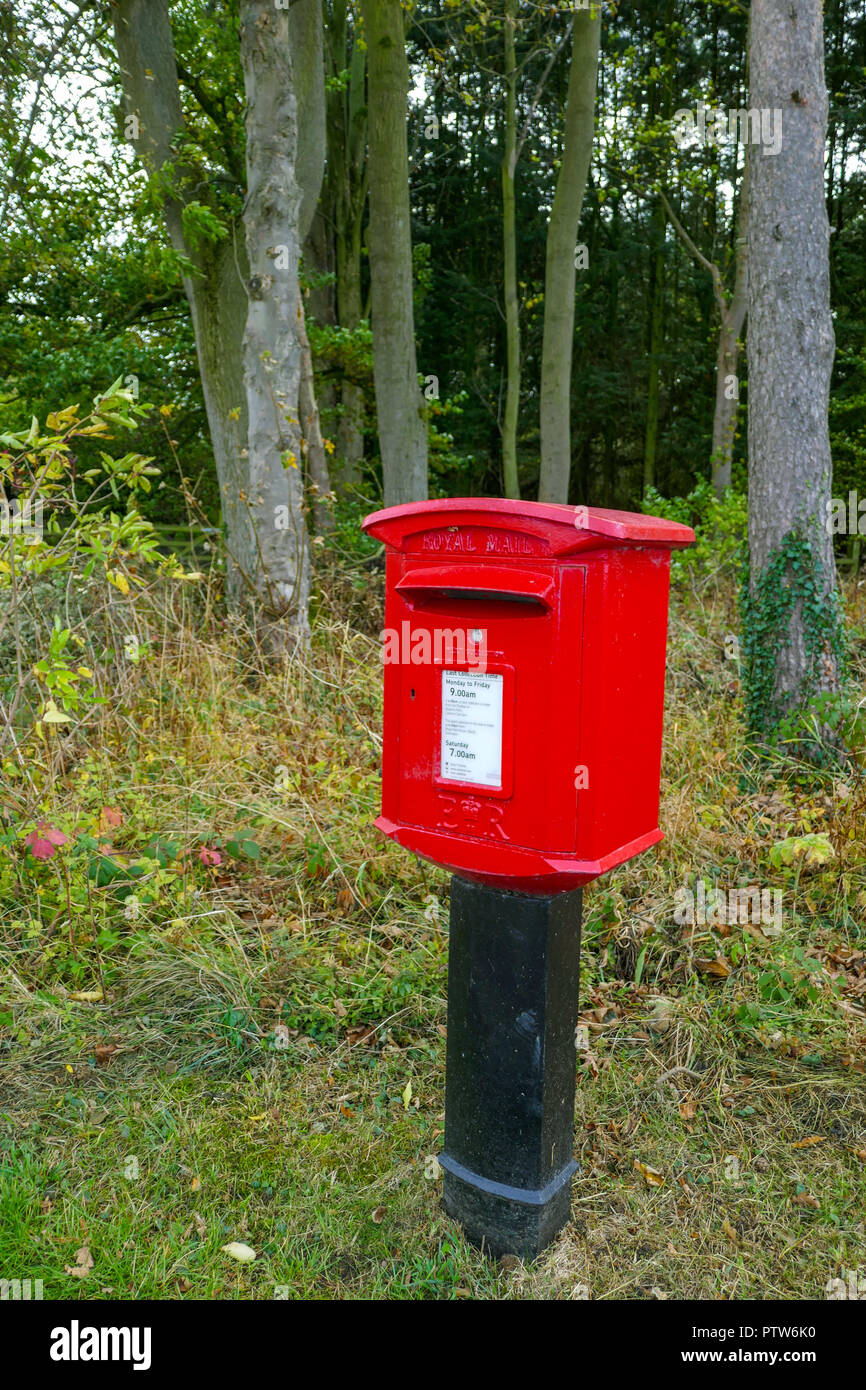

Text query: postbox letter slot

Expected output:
[396,566,554,610]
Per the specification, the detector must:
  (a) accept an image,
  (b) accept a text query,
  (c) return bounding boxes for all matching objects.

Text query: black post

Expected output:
[440,875,583,1259]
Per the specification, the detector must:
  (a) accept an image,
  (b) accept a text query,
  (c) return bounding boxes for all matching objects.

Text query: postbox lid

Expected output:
[362,498,695,556]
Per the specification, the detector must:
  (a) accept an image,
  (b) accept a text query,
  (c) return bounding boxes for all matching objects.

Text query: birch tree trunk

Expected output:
[291,0,333,533]
[113,0,250,601]
[360,0,427,506]
[239,0,310,644]
[745,0,842,737]
[538,7,601,504]
[500,0,521,500]
[711,148,750,494]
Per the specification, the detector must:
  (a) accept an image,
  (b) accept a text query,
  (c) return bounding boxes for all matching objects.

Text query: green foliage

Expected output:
[735,945,832,1028]
[643,479,747,579]
[0,380,205,744]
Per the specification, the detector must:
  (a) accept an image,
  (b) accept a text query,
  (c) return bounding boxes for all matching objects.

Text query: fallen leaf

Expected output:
[679,1097,698,1120]
[221,1241,256,1262]
[70,988,103,1004]
[190,1176,200,1192]
[64,1245,94,1279]
[721,1217,740,1243]
[371,1206,386,1224]
[792,1135,826,1150]
[791,1193,820,1209]
[695,956,731,978]
[634,1159,665,1187]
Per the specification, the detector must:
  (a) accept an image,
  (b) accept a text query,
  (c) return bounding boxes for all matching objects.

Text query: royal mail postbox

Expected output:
[362,498,695,896]
[363,496,693,1258]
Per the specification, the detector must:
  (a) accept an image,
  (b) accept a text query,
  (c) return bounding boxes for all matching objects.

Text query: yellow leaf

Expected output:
[769,834,835,871]
[109,571,130,595]
[76,666,93,678]
[792,1135,826,1150]
[42,700,72,724]
[70,988,103,1003]
[634,1159,665,1186]
[402,1080,413,1110]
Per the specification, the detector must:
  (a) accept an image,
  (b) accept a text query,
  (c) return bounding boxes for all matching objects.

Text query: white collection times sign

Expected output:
[440,670,504,788]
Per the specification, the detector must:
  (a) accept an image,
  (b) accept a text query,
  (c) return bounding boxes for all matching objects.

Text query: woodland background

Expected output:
[0,0,865,1302]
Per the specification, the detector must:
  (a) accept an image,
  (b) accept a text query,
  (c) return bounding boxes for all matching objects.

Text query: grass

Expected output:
[1,550,865,1300]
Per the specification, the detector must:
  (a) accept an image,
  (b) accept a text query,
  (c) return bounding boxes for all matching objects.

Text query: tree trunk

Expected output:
[291,0,333,533]
[500,0,521,500]
[303,206,338,503]
[744,0,842,737]
[710,147,750,494]
[538,8,601,504]
[660,157,750,497]
[239,0,310,644]
[360,0,427,505]
[332,15,368,492]
[112,0,250,602]
[642,197,665,496]
[292,0,326,247]
[298,298,334,534]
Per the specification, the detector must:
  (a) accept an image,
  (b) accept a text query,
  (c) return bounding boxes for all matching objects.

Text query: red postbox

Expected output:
[362,498,695,895]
